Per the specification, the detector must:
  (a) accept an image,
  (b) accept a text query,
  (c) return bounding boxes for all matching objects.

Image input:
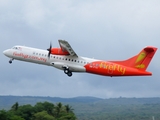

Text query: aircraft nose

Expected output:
[3,49,9,56]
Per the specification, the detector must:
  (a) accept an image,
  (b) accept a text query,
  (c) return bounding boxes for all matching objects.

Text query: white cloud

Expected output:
[22,1,46,28]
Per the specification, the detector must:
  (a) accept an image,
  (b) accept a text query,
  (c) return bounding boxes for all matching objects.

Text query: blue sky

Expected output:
[1,0,160,98]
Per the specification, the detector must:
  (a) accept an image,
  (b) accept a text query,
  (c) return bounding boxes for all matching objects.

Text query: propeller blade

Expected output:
[47,42,52,59]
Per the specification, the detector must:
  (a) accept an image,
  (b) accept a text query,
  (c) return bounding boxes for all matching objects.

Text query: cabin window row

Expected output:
[33,52,47,57]
[33,52,89,64]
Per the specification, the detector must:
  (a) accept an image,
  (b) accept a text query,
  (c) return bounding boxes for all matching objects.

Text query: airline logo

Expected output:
[136,52,146,63]
[13,52,47,62]
[135,51,146,69]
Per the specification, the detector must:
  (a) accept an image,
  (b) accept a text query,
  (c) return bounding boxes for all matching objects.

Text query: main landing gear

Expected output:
[9,58,14,64]
[64,68,72,77]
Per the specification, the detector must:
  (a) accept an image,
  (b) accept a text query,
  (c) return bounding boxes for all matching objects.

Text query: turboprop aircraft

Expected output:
[3,40,157,77]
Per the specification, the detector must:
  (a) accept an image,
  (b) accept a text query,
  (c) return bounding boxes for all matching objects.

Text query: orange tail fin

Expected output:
[110,46,157,71]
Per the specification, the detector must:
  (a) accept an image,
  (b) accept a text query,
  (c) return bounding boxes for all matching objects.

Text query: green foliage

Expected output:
[1,96,160,120]
[65,104,74,113]
[10,115,25,120]
[0,110,9,120]
[54,102,75,119]
[75,104,160,120]
[34,102,54,115]
[0,102,76,120]
[11,102,19,111]
[34,111,55,120]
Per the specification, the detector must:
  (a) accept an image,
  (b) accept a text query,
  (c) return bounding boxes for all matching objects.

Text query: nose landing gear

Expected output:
[9,58,14,64]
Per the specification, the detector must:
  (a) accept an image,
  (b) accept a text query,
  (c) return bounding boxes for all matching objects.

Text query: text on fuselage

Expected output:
[13,52,47,62]
[99,62,126,75]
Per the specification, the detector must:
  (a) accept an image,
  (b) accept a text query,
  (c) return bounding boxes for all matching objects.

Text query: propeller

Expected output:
[47,42,52,59]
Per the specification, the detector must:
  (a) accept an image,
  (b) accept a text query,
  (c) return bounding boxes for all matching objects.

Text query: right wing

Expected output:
[58,40,78,57]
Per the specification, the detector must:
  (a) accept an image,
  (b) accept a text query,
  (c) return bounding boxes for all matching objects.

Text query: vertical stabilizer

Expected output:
[110,46,157,71]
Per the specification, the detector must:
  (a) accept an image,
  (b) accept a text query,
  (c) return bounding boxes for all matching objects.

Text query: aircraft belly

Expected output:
[51,62,86,72]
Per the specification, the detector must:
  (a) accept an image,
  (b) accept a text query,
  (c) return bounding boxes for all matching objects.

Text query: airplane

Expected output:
[3,40,157,77]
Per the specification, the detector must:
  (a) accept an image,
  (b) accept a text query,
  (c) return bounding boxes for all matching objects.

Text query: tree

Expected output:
[54,102,63,118]
[16,104,34,120]
[54,103,76,120]
[65,104,74,113]
[34,111,55,120]
[34,102,54,115]
[0,110,24,120]
[10,115,25,120]
[58,113,77,120]
[11,102,19,111]
[0,101,77,120]
[0,110,8,120]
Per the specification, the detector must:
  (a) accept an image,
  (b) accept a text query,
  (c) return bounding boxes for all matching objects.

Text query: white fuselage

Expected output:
[3,46,98,73]
[4,45,156,77]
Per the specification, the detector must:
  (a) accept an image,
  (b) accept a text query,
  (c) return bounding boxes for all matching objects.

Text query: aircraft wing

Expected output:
[58,40,78,57]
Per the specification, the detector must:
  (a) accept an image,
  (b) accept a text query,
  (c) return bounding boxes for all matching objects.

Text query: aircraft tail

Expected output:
[110,46,157,71]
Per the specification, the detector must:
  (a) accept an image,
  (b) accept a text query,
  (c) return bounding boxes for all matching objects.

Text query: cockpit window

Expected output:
[12,47,16,49]
[12,46,22,50]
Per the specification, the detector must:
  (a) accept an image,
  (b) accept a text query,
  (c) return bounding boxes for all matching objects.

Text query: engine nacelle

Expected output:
[51,48,69,55]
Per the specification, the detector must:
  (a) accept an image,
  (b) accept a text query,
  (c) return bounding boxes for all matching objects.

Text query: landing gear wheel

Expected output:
[9,58,14,64]
[67,72,72,77]
[64,69,69,74]
[63,67,72,77]
[9,60,12,64]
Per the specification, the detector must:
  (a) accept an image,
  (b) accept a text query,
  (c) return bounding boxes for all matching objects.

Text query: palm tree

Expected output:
[54,102,63,118]
[65,104,74,113]
[11,102,19,111]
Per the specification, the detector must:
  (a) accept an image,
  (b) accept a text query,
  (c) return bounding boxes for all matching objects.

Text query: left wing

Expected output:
[58,40,78,57]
